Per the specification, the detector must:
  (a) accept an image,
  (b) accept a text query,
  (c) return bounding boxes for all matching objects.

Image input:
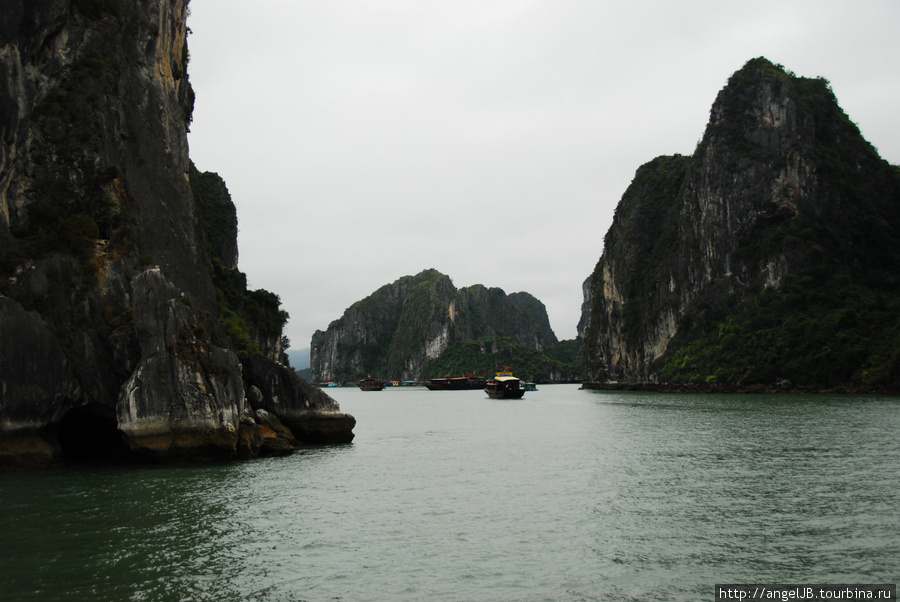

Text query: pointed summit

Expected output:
[581,58,900,391]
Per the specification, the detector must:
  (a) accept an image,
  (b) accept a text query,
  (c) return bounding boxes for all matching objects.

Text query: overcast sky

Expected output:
[185,0,900,354]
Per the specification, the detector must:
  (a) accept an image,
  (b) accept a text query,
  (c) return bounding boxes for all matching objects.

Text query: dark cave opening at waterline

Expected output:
[55,405,133,464]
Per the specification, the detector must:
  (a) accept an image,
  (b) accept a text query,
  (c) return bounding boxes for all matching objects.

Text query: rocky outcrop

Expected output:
[0,295,81,465]
[189,165,238,270]
[244,354,355,444]
[311,269,558,383]
[116,268,245,460]
[581,155,691,383]
[581,58,900,389]
[0,1,353,468]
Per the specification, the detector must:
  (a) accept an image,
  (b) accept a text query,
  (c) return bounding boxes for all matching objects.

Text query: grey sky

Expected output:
[185,0,900,352]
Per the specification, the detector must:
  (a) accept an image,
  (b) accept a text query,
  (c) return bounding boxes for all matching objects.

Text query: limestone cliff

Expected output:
[0,0,353,468]
[311,269,559,383]
[581,58,900,390]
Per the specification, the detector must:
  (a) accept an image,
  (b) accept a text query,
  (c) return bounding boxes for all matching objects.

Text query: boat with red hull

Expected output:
[426,373,485,391]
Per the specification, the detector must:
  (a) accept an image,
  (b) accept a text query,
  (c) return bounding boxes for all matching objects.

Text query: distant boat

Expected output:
[358,376,385,391]
[484,368,525,399]
[426,373,485,391]
[524,382,537,392]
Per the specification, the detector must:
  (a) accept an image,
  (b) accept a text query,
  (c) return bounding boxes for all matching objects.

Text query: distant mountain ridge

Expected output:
[287,348,311,370]
[310,269,567,383]
[580,57,900,391]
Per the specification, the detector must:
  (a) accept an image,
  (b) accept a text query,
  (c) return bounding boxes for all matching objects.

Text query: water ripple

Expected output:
[2,387,898,600]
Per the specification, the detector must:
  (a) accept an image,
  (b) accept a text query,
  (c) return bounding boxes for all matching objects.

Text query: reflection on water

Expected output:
[2,464,248,600]
[2,386,898,601]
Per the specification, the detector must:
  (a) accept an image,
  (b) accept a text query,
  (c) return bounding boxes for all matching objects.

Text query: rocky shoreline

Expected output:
[0,1,355,469]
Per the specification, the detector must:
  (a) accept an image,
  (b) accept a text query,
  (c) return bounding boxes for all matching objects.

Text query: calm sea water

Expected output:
[2,385,898,601]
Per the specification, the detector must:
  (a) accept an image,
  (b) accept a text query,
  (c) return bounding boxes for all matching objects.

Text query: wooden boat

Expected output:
[484,368,525,399]
[358,376,385,391]
[426,373,485,391]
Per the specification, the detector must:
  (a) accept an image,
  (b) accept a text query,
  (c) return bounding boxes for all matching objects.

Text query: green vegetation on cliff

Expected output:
[190,163,238,267]
[423,337,580,383]
[662,145,900,388]
[587,154,690,345]
[662,273,900,387]
[661,59,900,389]
[209,258,289,362]
[190,166,289,363]
[582,58,900,390]
[312,269,579,382]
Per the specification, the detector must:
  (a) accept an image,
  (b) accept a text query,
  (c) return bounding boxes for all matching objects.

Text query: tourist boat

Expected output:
[524,381,537,392]
[358,376,385,391]
[426,373,485,391]
[484,368,525,399]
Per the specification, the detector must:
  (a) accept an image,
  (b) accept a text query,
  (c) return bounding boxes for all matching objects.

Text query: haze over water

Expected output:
[2,386,898,601]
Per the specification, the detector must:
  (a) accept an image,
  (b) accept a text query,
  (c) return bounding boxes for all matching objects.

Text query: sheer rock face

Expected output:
[116,268,246,460]
[310,269,557,383]
[0,1,352,468]
[580,58,897,386]
[0,295,81,464]
[580,155,693,384]
[189,166,238,270]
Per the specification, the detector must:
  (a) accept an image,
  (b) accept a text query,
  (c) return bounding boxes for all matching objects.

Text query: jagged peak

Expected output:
[690,55,886,184]
[310,269,561,382]
[581,57,900,390]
